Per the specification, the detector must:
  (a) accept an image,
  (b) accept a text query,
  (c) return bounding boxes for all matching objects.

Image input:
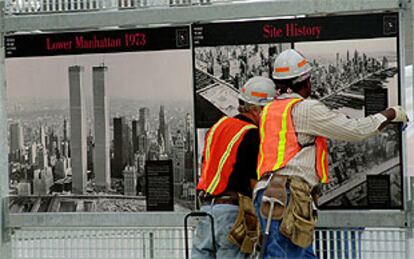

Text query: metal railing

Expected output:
[10,226,408,259]
[12,227,189,259]
[5,0,222,14]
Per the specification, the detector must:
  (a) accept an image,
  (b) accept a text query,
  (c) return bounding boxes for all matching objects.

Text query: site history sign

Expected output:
[5,26,196,213]
[192,13,404,209]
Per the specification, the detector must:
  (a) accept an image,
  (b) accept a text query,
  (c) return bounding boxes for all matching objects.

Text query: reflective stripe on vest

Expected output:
[273,99,302,171]
[257,99,329,183]
[257,99,302,179]
[204,117,228,164]
[257,103,271,179]
[315,136,329,183]
[206,123,256,194]
[197,117,257,195]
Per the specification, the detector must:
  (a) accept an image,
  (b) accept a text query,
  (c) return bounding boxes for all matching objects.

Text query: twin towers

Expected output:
[69,65,110,194]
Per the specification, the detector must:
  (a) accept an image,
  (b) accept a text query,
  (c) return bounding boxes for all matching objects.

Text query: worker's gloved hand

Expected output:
[390,106,409,127]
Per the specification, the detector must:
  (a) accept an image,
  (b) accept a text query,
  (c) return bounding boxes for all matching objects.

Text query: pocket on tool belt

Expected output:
[228,194,259,254]
[260,176,288,220]
[290,210,315,248]
[279,185,316,248]
[291,193,312,220]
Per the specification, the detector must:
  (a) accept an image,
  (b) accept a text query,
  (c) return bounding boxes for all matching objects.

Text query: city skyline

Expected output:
[7,51,196,212]
[194,37,403,209]
[295,37,396,61]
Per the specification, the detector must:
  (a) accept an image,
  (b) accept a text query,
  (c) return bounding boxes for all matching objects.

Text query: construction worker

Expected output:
[253,49,409,258]
[192,76,277,259]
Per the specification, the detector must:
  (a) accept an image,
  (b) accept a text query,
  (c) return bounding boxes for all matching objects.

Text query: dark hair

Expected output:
[274,77,310,94]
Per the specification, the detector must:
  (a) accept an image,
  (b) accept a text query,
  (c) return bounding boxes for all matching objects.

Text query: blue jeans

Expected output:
[191,204,249,259]
[254,189,318,259]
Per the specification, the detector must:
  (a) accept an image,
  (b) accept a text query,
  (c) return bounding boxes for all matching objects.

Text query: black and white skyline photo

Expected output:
[192,17,403,209]
[194,43,291,128]
[295,38,402,208]
[7,50,196,213]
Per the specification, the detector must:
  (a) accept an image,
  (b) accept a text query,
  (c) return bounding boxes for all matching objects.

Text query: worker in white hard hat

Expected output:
[253,49,409,258]
[192,76,277,259]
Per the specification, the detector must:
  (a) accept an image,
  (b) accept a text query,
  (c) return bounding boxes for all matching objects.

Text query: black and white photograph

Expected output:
[192,13,404,210]
[294,38,402,208]
[6,27,196,213]
[194,43,291,128]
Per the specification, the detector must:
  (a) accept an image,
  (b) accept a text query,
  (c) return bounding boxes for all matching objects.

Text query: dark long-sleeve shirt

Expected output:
[224,114,260,197]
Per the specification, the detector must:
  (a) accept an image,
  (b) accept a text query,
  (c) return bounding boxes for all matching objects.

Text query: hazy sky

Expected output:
[6,50,193,104]
[295,37,397,60]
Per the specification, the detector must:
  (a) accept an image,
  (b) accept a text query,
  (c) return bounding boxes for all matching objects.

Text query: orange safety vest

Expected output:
[197,116,257,195]
[257,98,329,183]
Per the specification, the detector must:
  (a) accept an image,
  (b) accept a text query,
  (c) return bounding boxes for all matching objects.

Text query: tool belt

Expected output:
[227,193,260,254]
[198,191,239,206]
[260,174,318,248]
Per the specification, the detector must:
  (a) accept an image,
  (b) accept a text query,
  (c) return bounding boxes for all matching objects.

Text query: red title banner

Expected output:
[263,23,322,39]
[46,33,147,52]
[6,26,189,58]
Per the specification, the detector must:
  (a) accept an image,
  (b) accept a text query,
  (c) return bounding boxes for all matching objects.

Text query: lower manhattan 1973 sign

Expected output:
[6,26,195,213]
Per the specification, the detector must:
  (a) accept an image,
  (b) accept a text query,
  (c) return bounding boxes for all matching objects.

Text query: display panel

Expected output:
[6,26,196,212]
[192,13,403,209]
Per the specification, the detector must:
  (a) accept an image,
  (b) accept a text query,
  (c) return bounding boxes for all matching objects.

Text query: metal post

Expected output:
[406,1,414,245]
[408,177,414,259]
[399,2,414,258]
[408,0,414,245]
[0,0,11,257]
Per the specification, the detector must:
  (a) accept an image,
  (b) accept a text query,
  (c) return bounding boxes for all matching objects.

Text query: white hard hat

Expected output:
[272,49,312,83]
[238,76,276,106]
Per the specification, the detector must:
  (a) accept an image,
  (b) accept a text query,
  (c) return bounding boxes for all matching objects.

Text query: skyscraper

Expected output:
[69,65,87,194]
[87,132,94,172]
[10,122,24,154]
[55,156,68,181]
[158,105,166,144]
[135,152,146,194]
[36,146,48,169]
[185,151,194,182]
[33,167,54,195]
[173,130,185,198]
[184,114,194,183]
[132,120,139,155]
[185,113,193,152]
[354,49,359,64]
[139,107,150,133]
[63,118,68,141]
[113,117,130,178]
[123,165,137,196]
[148,139,161,160]
[336,53,340,68]
[29,143,37,165]
[48,130,58,156]
[61,141,69,158]
[93,66,111,190]
[40,125,46,147]
[382,57,389,69]
[138,132,149,155]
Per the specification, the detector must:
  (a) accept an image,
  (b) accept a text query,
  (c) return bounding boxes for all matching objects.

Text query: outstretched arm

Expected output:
[303,100,404,142]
